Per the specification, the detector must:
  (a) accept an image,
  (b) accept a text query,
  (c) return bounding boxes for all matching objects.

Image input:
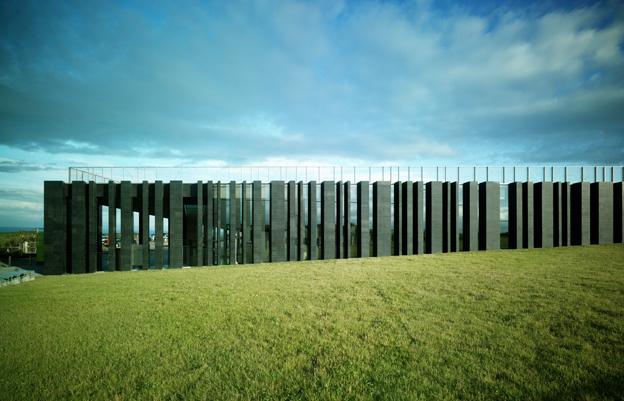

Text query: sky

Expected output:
[0,0,623,228]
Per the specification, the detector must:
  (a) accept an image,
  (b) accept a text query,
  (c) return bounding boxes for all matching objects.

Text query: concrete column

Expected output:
[508,182,522,249]
[119,181,132,271]
[308,181,318,260]
[321,181,336,260]
[343,182,351,258]
[108,181,117,271]
[88,181,99,273]
[571,182,590,245]
[336,181,344,259]
[393,182,402,255]
[614,182,623,243]
[479,182,500,250]
[196,181,204,266]
[288,181,298,261]
[204,181,214,265]
[426,181,442,254]
[252,181,264,263]
[298,182,306,260]
[169,180,183,268]
[553,182,562,247]
[401,181,413,255]
[413,182,424,254]
[590,182,614,244]
[442,182,451,253]
[373,181,391,257]
[270,181,286,262]
[139,181,149,268]
[229,181,238,265]
[462,182,478,251]
[357,181,370,257]
[562,183,571,246]
[534,182,553,248]
[522,182,534,249]
[154,181,163,268]
[450,182,459,252]
[43,181,67,275]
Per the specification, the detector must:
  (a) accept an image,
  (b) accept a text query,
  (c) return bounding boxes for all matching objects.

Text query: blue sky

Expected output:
[0,0,623,227]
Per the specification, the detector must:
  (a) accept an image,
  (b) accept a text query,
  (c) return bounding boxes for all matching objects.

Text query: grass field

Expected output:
[1,245,623,401]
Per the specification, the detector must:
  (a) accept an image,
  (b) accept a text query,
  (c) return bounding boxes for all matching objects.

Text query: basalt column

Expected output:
[450,182,459,252]
[508,182,523,249]
[140,181,149,268]
[571,182,590,245]
[288,181,298,261]
[229,181,238,265]
[154,181,163,268]
[393,182,402,255]
[401,181,413,255]
[88,181,99,272]
[357,181,370,257]
[479,182,500,250]
[522,182,534,249]
[373,181,391,257]
[270,181,286,262]
[413,182,424,254]
[196,181,204,266]
[43,181,67,274]
[252,181,264,263]
[321,181,336,260]
[308,181,318,260]
[462,182,478,251]
[343,182,351,258]
[204,181,214,265]
[336,181,344,259]
[426,182,442,254]
[298,182,306,260]
[534,182,553,248]
[108,181,117,271]
[119,181,132,271]
[169,180,183,268]
[590,182,614,245]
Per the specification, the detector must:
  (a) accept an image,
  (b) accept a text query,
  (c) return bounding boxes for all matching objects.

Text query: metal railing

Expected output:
[68,165,624,184]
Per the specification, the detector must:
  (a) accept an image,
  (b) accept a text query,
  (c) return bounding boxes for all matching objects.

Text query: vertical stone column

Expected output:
[450,182,459,252]
[108,181,117,271]
[298,182,306,260]
[508,182,523,249]
[373,181,391,257]
[308,181,318,260]
[252,181,264,263]
[229,181,238,265]
[561,182,571,246]
[442,182,451,253]
[462,182,478,251]
[343,182,351,259]
[270,181,286,262]
[401,181,413,255]
[321,181,336,260]
[196,181,204,266]
[288,181,298,261]
[119,181,132,271]
[571,182,590,245]
[534,182,553,248]
[522,182,534,249]
[613,182,623,243]
[169,180,183,268]
[215,182,221,265]
[335,181,343,259]
[204,181,214,265]
[154,181,163,269]
[88,181,99,272]
[44,181,67,275]
[139,181,149,268]
[357,181,370,257]
[426,181,442,254]
[479,182,500,250]
[241,182,250,264]
[590,182,614,244]
[393,182,402,255]
[413,182,424,254]
[553,182,562,247]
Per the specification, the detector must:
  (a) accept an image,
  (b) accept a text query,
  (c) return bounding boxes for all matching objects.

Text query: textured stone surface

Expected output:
[252,181,264,263]
[357,181,370,257]
[508,182,523,249]
[288,181,298,261]
[204,181,214,265]
[88,181,99,272]
[462,182,478,251]
[196,181,204,266]
[336,181,343,259]
[308,181,318,260]
[154,181,163,268]
[590,182,614,245]
[401,181,413,255]
[270,181,286,262]
[373,181,391,257]
[534,182,553,248]
[139,181,149,268]
[169,180,183,267]
[44,181,67,275]
[393,181,402,255]
[479,182,500,250]
[321,181,336,260]
[298,182,305,260]
[343,182,350,259]
[119,181,132,271]
[442,182,451,253]
[108,181,117,271]
[426,181,442,254]
[571,182,590,245]
[450,182,459,252]
[229,181,238,265]
[413,182,424,254]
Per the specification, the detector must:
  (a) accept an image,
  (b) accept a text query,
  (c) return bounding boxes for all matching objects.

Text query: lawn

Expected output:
[1,245,623,401]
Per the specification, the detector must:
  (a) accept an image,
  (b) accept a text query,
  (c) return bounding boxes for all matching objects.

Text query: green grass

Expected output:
[1,245,623,401]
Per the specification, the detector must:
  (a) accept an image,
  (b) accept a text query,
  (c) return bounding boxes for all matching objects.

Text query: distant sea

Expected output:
[0,227,42,233]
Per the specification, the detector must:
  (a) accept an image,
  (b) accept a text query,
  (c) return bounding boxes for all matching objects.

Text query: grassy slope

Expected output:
[1,245,623,401]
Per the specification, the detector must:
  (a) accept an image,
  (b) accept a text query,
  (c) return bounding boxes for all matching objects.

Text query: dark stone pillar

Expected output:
[308,181,318,260]
[252,181,264,263]
[553,182,562,247]
[229,181,238,265]
[590,182,614,244]
[343,182,351,259]
[169,180,183,268]
[571,182,590,245]
[196,181,204,266]
[288,181,298,261]
[450,182,459,252]
[479,182,500,250]
[614,182,623,243]
[393,182,402,255]
[442,182,451,253]
[462,182,478,251]
[522,182,534,249]
[413,182,424,254]
[119,181,132,271]
[108,181,117,271]
[88,181,99,273]
[241,182,250,264]
[508,182,522,249]
[139,181,149,268]
[154,181,163,268]
[357,181,370,257]
[561,183,571,246]
[401,181,413,255]
[298,182,306,260]
[321,181,336,260]
[373,181,391,257]
[534,182,553,248]
[71,181,87,273]
[270,181,286,262]
[44,181,67,275]
[204,181,214,265]
[335,181,343,259]
[426,181,442,254]
[215,183,221,265]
